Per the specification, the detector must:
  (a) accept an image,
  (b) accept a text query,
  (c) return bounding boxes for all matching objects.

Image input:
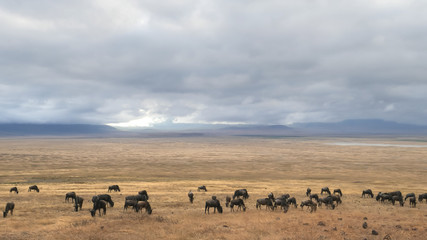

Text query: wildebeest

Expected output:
[225,196,231,207]
[409,197,417,208]
[300,200,317,213]
[405,193,415,201]
[317,197,335,209]
[230,198,246,212]
[306,188,311,197]
[93,194,114,207]
[280,194,290,200]
[268,192,275,201]
[138,190,149,200]
[418,193,427,203]
[124,200,138,211]
[233,189,249,200]
[3,202,15,218]
[287,197,298,208]
[65,192,76,203]
[205,199,223,214]
[188,190,194,204]
[108,185,120,192]
[256,198,274,210]
[90,199,107,217]
[391,196,404,206]
[136,201,152,214]
[28,185,39,192]
[362,189,374,198]
[198,185,207,192]
[9,187,18,194]
[74,196,84,212]
[126,194,148,202]
[321,187,331,195]
[326,195,341,205]
[309,194,319,202]
[273,198,286,210]
[333,189,342,197]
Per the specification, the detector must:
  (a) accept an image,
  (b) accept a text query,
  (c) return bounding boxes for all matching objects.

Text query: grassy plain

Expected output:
[0,136,426,240]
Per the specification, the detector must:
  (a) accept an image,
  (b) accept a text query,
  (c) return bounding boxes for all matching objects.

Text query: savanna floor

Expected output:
[0,136,426,240]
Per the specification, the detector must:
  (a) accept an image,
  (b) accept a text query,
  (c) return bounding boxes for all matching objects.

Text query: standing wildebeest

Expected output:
[333,189,342,197]
[409,197,417,208]
[188,190,194,204]
[405,193,415,201]
[287,197,298,208]
[362,189,374,198]
[28,185,39,192]
[74,196,84,212]
[309,194,319,202]
[268,192,275,201]
[233,189,249,199]
[138,190,149,200]
[9,187,18,194]
[306,188,311,197]
[300,200,317,213]
[136,201,152,214]
[3,202,15,218]
[126,193,148,203]
[273,198,286,210]
[230,199,246,212]
[392,196,404,206]
[124,200,138,211]
[205,199,223,214]
[225,196,231,207]
[419,193,427,203]
[256,198,274,210]
[198,185,207,192]
[321,187,331,195]
[317,197,335,209]
[90,200,107,217]
[65,192,76,203]
[108,185,120,192]
[93,194,114,207]
[326,195,342,205]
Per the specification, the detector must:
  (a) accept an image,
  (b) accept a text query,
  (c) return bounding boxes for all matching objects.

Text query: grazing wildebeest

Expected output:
[280,194,290,200]
[273,198,286,210]
[392,196,404,206]
[205,199,223,214]
[306,188,311,197]
[90,200,107,217]
[321,187,331,195]
[65,192,76,203]
[409,197,417,208]
[333,189,342,197]
[256,198,274,210]
[126,194,148,202]
[124,200,138,211]
[405,193,415,201]
[230,199,246,212]
[9,187,18,194]
[74,196,84,212]
[3,202,15,218]
[28,185,39,192]
[136,201,152,214]
[376,193,393,203]
[188,190,194,204]
[138,190,149,200]
[198,185,207,192]
[225,196,231,207]
[93,194,114,207]
[362,189,374,198]
[309,194,319,202]
[317,197,335,209]
[280,200,290,213]
[300,200,317,213]
[326,195,342,205]
[108,185,120,192]
[419,193,427,203]
[233,189,249,199]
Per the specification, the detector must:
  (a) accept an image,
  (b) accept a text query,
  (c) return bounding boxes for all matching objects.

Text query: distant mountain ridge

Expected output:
[0,124,118,136]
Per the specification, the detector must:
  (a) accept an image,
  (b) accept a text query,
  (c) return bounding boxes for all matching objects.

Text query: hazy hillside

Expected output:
[0,124,119,136]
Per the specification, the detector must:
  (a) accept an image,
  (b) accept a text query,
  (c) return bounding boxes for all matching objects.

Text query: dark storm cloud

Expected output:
[1,0,427,126]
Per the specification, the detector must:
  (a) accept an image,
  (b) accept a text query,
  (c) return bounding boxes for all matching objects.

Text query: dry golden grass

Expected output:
[0,136,426,240]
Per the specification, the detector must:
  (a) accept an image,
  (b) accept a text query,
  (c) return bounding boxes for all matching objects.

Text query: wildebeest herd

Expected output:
[2,185,427,219]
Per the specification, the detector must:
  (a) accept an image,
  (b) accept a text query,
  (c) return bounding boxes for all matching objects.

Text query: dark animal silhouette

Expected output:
[74,196,84,212]
[419,193,427,203]
[306,188,311,197]
[9,187,18,194]
[317,197,335,209]
[225,196,231,207]
[205,199,223,214]
[136,201,152,214]
[280,200,290,213]
[28,185,39,192]
[124,200,138,211]
[126,194,148,202]
[138,190,149,200]
[405,193,415,201]
[376,193,393,203]
[391,196,404,206]
[321,187,331,195]
[256,198,274,210]
[233,189,249,199]
[309,194,319,202]
[268,192,275,201]
[300,200,317,212]
[333,189,342,197]
[198,185,207,192]
[287,197,298,208]
[280,194,290,200]
[273,198,286,210]
[93,194,114,207]
[3,202,15,218]
[90,199,107,217]
[65,192,76,203]
[326,195,341,205]
[362,189,374,198]
[229,199,246,212]
[108,185,120,192]
[409,197,417,208]
[188,190,194,204]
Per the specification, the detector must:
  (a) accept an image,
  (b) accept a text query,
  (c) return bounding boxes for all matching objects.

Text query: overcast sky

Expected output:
[1,1,427,127]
